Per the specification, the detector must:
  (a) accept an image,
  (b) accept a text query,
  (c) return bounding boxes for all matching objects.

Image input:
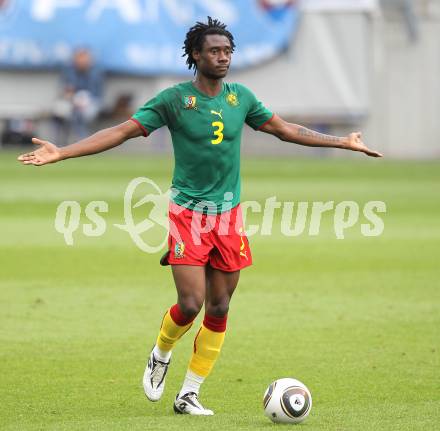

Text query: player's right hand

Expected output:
[17,138,63,166]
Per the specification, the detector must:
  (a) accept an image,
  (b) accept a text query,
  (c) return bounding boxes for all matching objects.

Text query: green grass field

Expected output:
[1,152,439,430]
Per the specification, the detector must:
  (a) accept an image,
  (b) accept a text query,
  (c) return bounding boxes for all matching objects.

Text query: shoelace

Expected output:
[150,360,168,386]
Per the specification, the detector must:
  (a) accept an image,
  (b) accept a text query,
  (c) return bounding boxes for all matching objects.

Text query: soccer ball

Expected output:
[263,378,312,424]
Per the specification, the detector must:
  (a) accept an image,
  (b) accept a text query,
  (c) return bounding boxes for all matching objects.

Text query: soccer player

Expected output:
[18,17,382,416]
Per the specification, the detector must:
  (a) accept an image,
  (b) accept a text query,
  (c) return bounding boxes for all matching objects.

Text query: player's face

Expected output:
[194,34,232,79]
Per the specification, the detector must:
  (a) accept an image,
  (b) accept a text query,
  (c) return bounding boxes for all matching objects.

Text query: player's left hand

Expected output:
[346,132,383,157]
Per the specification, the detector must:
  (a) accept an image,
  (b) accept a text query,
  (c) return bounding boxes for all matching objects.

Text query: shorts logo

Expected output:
[238,227,248,260]
[226,92,239,107]
[184,96,197,110]
[174,242,185,259]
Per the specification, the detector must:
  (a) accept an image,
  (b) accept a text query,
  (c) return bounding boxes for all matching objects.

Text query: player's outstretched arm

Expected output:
[259,114,383,158]
[17,120,144,166]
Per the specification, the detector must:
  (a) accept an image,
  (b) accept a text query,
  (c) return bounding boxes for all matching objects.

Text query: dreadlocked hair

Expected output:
[182,16,235,72]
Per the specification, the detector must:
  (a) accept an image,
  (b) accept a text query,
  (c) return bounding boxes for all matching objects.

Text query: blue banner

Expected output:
[0,0,298,75]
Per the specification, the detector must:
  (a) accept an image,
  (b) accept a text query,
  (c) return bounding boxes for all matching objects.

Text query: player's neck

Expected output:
[192,75,223,97]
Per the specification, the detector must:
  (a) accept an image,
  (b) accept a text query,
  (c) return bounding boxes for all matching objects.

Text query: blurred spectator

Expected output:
[100,93,134,122]
[0,118,36,147]
[53,48,104,145]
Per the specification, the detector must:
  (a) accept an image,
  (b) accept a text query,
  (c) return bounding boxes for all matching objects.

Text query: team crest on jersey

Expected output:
[226,92,239,107]
[184,96,197,110]
[174,242,185,259]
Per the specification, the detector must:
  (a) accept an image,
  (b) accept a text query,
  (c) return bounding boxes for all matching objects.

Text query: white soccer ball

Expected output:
[263,378,312,424]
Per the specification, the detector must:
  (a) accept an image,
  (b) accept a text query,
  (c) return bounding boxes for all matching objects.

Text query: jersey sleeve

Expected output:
[239,84,274,130]
[131,88,175,136]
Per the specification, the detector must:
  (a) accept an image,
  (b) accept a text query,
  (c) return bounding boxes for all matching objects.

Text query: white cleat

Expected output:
[173,392,214,416]
[142,351,170,402]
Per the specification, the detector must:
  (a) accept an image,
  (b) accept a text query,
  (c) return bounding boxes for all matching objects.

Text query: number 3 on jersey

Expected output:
[211,121,224,145]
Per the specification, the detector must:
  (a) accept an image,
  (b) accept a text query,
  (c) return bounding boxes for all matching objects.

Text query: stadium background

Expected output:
[0,1,439,430]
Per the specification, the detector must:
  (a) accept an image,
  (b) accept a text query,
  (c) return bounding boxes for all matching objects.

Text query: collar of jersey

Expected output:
[189,81,226,100]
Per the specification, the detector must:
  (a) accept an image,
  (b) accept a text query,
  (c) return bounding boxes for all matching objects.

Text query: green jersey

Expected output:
[132,81,273,213]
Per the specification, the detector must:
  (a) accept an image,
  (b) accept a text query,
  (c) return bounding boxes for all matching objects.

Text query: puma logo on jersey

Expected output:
[211,109,223,120]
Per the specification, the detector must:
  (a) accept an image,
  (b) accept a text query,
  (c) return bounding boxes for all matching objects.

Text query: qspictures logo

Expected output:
[54,177,387,253]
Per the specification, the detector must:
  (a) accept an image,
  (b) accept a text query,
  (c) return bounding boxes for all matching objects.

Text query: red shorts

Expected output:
[160,202,252,272]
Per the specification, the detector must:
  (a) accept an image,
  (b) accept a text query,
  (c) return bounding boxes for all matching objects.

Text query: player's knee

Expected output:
[178,299,203,319]
[206,302,229,317]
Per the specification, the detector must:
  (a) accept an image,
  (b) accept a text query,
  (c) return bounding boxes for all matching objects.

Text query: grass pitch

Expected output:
[0,152,439,430]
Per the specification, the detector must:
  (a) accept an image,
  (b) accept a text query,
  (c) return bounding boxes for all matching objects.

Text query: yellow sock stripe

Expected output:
[156,309,193,352]
[189,324,226,378]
